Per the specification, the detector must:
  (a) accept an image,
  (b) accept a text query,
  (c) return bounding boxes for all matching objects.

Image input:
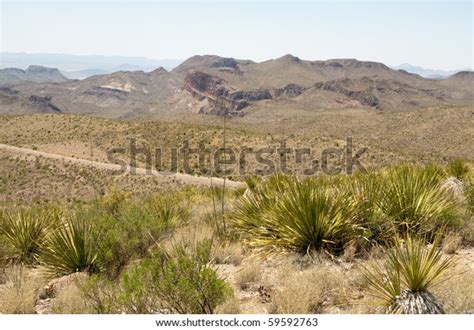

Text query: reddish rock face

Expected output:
[184,71,272,116]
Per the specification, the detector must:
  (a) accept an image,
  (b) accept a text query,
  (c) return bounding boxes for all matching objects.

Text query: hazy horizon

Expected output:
[1,51,472,74]
[1,1,472,71]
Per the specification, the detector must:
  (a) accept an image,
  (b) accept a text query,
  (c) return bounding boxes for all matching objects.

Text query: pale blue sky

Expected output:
[1,1,472,70]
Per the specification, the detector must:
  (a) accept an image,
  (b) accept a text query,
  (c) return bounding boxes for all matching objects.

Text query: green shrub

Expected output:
[79,274,118,314]
[0,207,59,263]
[41,215,98,277]
[346,171,394,246]
[81,241,232,314]
[117,264,160,313]
[144,239,232,314]
[92,196,189,278]
[100,188,130,215]
[82,239,233,314]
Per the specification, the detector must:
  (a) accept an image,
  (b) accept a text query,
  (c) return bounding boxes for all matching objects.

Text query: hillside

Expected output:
[0,55,472,118]
[0,65,69,85]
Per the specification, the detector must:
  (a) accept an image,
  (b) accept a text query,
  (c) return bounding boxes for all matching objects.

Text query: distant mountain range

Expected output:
[2,53,470,80]
[0,52,181,79]
[391,63,472,79]
[0,54,472,118]
[0,66,69,85]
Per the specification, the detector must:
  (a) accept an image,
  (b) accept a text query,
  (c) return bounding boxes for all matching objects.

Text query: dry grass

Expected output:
[235,260,263,290]
[0,266,45,313]
[48,278,92,314]
[442,233,463,254]
[215,297,242,314]
[212,243,244,266]
[269,264,351,314]
[432,265,474,313]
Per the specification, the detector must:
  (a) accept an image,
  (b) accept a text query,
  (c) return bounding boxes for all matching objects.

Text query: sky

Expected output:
[0,1,472,70]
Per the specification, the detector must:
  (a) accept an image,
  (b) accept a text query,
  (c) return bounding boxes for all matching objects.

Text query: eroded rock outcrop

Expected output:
[184,71,272,115]
[313,79,380,108]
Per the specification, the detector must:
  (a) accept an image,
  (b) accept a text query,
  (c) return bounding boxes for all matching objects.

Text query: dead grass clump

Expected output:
[212,243,244,266]
[215,297,242,314]
[235,260,263,290]
[269,266,349,314]
[432,265,474,313]
[442,233,463,254]
[0,266,45,313]
[49,278,92,314]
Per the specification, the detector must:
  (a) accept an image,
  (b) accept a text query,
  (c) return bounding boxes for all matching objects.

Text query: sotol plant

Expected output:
[0,208,60,263]
[376,165,458,238]
[41,215,98,277]
[362,236,457,314]
[233,177,361,253]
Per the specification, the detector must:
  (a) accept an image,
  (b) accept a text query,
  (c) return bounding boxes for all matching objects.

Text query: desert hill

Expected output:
[0,65,69,85]
[0,55,472,118]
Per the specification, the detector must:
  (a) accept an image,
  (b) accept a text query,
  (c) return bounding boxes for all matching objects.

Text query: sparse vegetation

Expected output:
[236,260,262,290]
[0,113,473,315]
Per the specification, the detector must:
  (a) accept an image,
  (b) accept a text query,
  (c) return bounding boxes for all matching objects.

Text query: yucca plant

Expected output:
[41,215,98,277]
[362,236,457,314]
[233,177,360,253]
[0,208,60,263]
[266,180,360,252]
[377,165,458,238]
[231,173,297,235]
[345,171,393,247]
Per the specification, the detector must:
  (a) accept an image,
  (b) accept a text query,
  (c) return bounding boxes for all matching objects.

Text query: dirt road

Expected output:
[0,143,244,188]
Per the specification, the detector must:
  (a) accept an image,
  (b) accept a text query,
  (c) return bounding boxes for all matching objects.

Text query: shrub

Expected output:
[117,264,161,313]
[82,239,232,314]
[361,236,457,314]
[92,195,189,278]
[346,171,393,246]
[466,181,474,213]
[144,239,233,314]
[79,274,118,314]
[233,166,464,254]
[100,188,130,215]
[0,207,59,263]
[41,215,98,277]
[231,173,296,237]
